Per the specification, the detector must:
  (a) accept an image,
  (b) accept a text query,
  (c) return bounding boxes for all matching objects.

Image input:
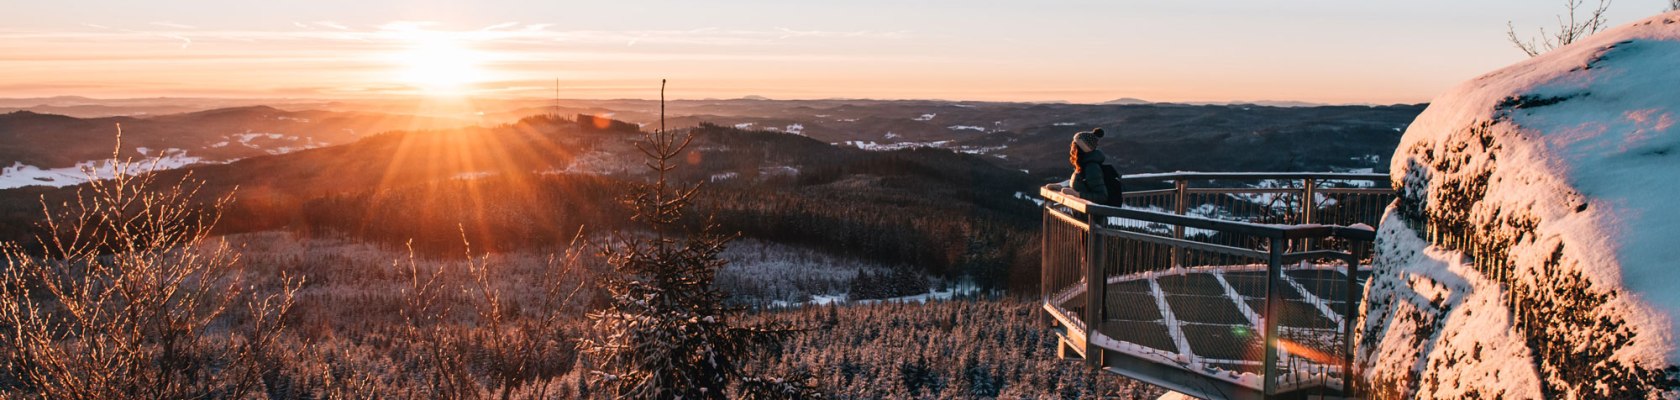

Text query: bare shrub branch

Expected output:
[0,125,298,399]
[1507,0,1613,57]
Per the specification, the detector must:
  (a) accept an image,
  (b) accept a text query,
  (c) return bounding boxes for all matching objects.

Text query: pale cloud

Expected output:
[163,34,192,49]
[0,23,917,54]
[0,21,935,99]
[377,21,439,31]
[480,22,519,31]
[149,21,197,29]
[772,27,907,40]
[2,1,1606,103]
[314,21,350,31]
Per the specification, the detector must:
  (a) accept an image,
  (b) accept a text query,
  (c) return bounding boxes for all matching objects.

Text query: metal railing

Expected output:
[1042,172,1392,400]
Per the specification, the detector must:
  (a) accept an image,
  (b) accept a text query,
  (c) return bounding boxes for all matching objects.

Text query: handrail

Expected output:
[1041,185,1377,241]
[1118,171,1389,183]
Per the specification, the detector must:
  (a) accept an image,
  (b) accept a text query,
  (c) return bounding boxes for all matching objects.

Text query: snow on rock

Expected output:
[1360,213,1544,398]
[913,113,936,121]
[1360,12,1680,398]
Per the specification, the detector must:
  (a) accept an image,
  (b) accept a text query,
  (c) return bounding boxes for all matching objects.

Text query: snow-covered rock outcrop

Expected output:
[1358,12,1680,399]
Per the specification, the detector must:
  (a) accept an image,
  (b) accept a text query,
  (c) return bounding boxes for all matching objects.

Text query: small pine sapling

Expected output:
[580,80,822,399]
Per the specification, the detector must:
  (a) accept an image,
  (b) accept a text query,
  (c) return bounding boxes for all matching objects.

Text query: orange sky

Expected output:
[1,1,1673,103]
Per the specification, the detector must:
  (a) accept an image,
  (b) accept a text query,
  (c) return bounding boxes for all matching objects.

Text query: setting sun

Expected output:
[393,34,484,94]
[4,1,1680,398]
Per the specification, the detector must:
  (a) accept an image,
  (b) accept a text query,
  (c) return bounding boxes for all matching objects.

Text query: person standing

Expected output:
[1069,128,1109,202]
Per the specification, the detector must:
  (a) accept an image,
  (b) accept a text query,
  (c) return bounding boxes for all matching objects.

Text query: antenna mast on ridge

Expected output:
[660,79,666,134]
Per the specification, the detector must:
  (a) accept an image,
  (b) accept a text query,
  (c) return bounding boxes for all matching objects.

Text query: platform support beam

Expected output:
[1173,179,1187,268]
[1303,178,1316,253]
[1342,240,1368,398]
[1262,237,1285,398]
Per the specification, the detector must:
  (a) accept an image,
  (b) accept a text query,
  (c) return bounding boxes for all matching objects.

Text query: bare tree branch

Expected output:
[1507,0,1613,57]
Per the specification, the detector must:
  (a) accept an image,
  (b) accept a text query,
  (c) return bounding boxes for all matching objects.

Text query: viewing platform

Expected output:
[1040,172,1393,400]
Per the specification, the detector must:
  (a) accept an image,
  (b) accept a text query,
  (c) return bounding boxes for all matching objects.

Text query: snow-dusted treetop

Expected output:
[1362,11,1680,398]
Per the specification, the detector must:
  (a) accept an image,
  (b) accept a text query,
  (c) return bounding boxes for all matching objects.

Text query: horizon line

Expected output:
[0,94,1430,107]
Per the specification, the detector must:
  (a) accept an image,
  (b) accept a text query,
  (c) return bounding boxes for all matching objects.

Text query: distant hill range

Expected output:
[0,98,1423,190]
[1100,98,1152,105]
[495,99,1424,178]
[0,107,470,188]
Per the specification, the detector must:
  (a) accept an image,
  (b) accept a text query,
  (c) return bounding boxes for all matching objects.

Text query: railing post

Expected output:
[1173,179,1187,268]
[1302,178,1316,253]
[1262,237,1285,398]
[1084,211,1106,368]
[1302,178,1316,225]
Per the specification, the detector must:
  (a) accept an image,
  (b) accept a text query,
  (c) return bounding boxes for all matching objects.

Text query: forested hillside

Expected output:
[0,114,1044,292]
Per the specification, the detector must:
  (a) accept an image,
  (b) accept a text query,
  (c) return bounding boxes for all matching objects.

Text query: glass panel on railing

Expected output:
[1270,255,1358,392]
[1312,188,1391,228]
[1041,206,1091,330]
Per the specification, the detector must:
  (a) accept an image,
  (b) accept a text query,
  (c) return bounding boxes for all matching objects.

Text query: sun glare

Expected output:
[393,34,484,95]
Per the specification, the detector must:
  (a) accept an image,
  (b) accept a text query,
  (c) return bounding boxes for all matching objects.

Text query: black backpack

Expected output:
[1100,164,1124,205]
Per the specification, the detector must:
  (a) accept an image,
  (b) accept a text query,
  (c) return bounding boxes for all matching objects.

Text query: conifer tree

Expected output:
[580,80,820,399]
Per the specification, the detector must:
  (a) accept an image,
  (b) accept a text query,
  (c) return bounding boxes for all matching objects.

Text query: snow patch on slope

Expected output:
[228,131,327,155]
[841,140,1007,155]
[0,149,204,189]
